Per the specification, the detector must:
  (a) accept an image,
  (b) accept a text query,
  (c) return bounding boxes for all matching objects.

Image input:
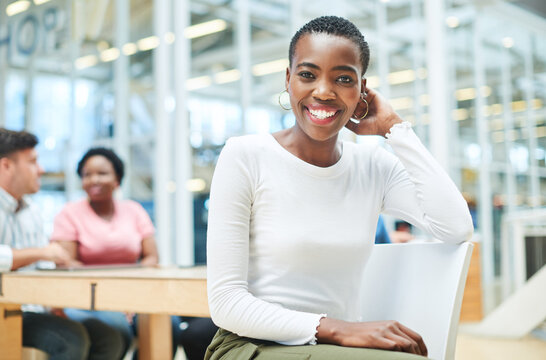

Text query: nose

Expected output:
[38,164,45,176]
[311,79,335,101]
[89,174,101,183]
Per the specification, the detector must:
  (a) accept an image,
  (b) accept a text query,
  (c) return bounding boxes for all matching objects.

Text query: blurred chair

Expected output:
[360,242,473,360]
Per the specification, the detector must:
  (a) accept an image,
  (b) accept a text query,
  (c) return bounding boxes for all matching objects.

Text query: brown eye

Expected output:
[337,75,353,84]
[298,71,314,79]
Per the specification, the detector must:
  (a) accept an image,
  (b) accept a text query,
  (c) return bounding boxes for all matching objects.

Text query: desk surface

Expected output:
[0,266,209,316]
[7,265,207,280]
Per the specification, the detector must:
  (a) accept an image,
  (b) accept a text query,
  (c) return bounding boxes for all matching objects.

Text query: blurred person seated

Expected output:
[0,128,123,360]
[375,216,414,244]
[50,147,216,360]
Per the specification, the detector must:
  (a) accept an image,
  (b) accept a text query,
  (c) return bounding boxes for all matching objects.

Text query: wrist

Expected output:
[383,114,403,137]
[316,317,344,345]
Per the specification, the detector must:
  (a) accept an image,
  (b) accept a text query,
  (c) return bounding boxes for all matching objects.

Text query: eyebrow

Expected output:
[296,62,358,75]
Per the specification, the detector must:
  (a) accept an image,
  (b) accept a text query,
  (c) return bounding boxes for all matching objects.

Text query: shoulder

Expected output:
[58,199,88,215]
[220,134,274,166]
[116,199,144,210]
[223,134,272,154]
[345,139,395,163]
[116,199,150,216]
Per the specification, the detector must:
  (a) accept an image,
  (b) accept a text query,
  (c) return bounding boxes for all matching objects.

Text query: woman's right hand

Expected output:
[316,317,428,356]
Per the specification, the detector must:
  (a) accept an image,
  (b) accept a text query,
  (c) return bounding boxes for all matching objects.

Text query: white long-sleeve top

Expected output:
[207,122,473,346]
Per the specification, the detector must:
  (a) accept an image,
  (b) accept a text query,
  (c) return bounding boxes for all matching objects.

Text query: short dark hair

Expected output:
[77,147,125,183]
[0,128,39,158]
[288,16,370,75]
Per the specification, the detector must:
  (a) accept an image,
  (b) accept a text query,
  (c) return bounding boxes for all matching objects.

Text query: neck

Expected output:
[89,198,115,218]
[0,183,23,201]
[274,127,342,167]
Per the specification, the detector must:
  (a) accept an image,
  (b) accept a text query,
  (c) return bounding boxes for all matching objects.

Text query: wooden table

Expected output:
[0,266,208,360]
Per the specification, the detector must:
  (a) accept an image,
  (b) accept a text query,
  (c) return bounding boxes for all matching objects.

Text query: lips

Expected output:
[305,105,340,125]
[87,185,103,196]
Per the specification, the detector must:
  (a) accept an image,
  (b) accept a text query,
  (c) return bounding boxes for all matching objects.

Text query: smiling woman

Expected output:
[49,147,160,359]
[205,15,474,360]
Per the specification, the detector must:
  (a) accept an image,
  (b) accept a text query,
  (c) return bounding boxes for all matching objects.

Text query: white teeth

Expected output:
[309,108,336,119]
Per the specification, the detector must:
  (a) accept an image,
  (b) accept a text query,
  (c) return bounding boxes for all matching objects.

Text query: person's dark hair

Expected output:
[289,16,370,75]
[0,128,38,159]
[77,147,125,183]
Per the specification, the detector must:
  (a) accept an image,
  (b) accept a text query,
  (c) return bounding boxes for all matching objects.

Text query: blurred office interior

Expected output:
[1,0,545,357]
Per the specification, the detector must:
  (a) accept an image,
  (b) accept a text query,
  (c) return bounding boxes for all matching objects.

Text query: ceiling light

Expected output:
[452,108,469,121]
[6,0,30,16]
[100,47,120,62]
[390,97,413,110]
[165,32,175,44]
[455,86,490,101]
[33,0,51,4]
[446,16,459,28]
[186,76,212,91]
[388,69,415,85]
[184,19,227,39]
[122,43,138,56]
[252,59,288,76]
[502,37,514,48]
[186,178,206,192]
[137,36,160,51]
[75,55,98,70]
[215,69,241,84]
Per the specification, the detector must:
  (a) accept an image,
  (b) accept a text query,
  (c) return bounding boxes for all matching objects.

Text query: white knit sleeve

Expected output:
[207,138,325,345]
[383,122,473,243]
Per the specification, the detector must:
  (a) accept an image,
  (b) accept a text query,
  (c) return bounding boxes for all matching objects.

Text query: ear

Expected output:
[285,67,291,91]
[361,77,367,94]
[0,157,12,172]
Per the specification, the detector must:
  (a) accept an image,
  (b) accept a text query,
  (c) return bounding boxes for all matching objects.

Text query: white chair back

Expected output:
[360,242,473,360]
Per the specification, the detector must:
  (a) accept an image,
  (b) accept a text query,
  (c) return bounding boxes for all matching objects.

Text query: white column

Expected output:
[65,0,80,201]
[524,36,539,208]
[290,0,303,34]
[114,0,130,197]
[501,46,517,214]
[0,2,7,128]
[376,1,390,100]
[411,0,425,140]
[473,17,495,314]
[154,0,173,265]
[236,0,251,134]
[174,0,194,266]
[425,0,450,169]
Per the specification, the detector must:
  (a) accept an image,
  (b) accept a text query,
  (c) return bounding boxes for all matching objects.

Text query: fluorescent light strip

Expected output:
[75,55,98,70]
[252,59,288,76]
[137,36,160,51]
[214,69,241,84]
[186,76,212,91]
[122,43,138,56]
[184,19,227,39]
[33,0,51,5]
[100,47,120,62]
[6,0,30,16]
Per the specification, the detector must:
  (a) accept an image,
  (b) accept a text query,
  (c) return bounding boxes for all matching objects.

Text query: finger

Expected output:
[372,337,401,352]
[392,328,421,355]
[385,332,419,354]
[398,323,428,356]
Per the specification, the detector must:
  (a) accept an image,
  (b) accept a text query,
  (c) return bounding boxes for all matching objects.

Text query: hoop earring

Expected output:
[357,93,369,120]
[278,89,292,111]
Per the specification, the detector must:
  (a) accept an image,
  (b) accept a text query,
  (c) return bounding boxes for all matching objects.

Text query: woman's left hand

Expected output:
[345,87,403,137]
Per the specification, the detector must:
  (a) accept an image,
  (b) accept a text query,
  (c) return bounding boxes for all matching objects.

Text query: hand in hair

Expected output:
[345,87,403,138]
